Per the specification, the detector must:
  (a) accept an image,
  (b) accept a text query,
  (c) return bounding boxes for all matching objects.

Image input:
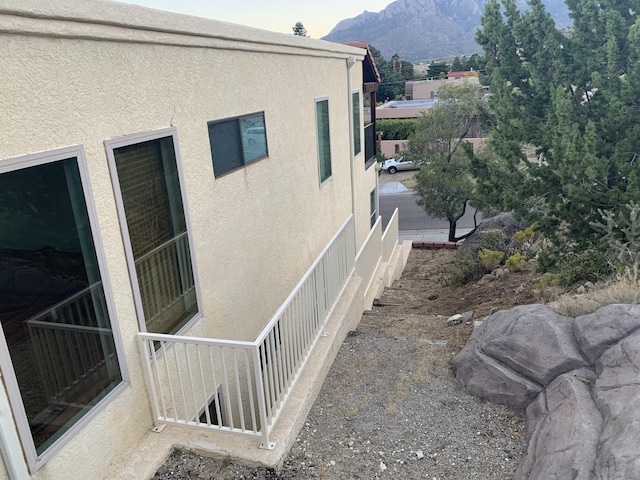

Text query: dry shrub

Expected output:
[478,249,505,272]
[549,270,640,317]
[505,253,526,272]
[448,260,485,285]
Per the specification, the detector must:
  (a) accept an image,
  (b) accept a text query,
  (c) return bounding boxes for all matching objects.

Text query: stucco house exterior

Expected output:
[0,1,409,478]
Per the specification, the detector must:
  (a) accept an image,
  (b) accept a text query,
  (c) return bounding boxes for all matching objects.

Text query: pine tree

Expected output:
[472,0,640,258]
[292,22,308,37]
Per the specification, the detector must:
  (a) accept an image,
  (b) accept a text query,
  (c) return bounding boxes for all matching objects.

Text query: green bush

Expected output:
[556,249,613,286]
[505,253,526,272]
[478,249,505,272]
[536,246,559,274]
[539,245,613,286]
[447,260,486,286]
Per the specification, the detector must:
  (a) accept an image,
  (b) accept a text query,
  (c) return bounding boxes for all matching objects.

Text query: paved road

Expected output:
[379,188,482,232]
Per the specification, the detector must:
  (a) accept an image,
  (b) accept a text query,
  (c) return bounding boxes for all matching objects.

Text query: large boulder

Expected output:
[454,303,640,480]
[593,329,640,479]
[573,303,640,363]
[452,304,588,411]
[481,305,589,386]
[452,334,543,411]
[515,369,602,480]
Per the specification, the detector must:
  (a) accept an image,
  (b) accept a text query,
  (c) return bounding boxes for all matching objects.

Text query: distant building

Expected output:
[405,73,479,101]
[377,99,439,120]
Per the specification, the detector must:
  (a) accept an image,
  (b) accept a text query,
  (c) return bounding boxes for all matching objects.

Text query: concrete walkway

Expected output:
[378,181,409,195]
[399,228,473,243]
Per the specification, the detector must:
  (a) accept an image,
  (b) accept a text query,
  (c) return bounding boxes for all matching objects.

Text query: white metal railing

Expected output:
[355,216,382,292]
[138,215,356,448]
[382,208,399,262]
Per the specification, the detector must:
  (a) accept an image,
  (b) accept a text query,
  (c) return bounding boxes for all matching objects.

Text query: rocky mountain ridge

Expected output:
[322,0,570,61]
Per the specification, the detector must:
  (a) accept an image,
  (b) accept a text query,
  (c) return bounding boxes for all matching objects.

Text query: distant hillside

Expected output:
[322,0,570,61]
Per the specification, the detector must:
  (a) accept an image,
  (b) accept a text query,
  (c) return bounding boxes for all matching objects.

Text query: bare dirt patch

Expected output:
[370,249,540,351]
[153,248,540,479]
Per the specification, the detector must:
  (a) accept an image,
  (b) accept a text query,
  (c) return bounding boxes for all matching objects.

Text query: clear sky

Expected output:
[115,0,392,38]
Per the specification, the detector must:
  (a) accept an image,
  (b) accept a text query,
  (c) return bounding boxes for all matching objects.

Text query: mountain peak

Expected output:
[322,0,570,61]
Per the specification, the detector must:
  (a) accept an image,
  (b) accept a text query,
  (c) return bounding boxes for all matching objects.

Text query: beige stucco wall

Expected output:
[0,0,377,478]
[380,140,409,159]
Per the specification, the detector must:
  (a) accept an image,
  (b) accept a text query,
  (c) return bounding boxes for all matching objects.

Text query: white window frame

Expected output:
[370,187,378,228]
[352,90,362,158]
[104,127,203,334]
[0,145,129,473]
[315,97,333,186]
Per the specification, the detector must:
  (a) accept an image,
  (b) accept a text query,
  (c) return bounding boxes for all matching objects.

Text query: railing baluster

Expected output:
[195,345,211,425]
[219,349,234,430]
[243,349,258,432]
[259,341,272,419]
[208,347,222,426]
[184,344,199,423]
[232,350,245,431]
[265,335,276,418]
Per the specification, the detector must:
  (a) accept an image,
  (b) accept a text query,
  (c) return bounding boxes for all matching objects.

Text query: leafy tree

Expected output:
[407,83,488,241]
[292,21,308,37]
[427,61,449,79]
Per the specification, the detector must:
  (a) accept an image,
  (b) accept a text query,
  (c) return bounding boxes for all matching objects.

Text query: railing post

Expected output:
[137,335,163,431]
[251,345,274,450]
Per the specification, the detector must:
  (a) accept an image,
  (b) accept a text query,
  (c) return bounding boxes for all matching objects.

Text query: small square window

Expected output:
[208,112,268,177]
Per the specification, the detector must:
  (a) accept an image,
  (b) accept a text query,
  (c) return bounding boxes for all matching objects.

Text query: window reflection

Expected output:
[0,158,122,455]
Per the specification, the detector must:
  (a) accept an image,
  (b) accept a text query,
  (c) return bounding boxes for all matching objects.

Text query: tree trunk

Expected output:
[448,206,481,242]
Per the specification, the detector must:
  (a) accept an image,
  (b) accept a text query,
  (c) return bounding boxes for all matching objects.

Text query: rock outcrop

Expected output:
[456,212,524,261]
[452,303,640,480]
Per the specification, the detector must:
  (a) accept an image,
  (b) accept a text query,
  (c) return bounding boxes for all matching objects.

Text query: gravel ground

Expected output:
[153,324,526,480]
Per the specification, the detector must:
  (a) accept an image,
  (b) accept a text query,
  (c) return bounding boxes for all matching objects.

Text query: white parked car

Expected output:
[381,156,418,174]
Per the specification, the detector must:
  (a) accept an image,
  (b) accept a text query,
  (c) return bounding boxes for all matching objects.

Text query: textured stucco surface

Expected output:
[0,0,381,478]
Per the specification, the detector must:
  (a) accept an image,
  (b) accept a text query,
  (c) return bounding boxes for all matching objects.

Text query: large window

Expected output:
[0,147,125,471]
[316,98,332,184]
[353,92,361,157]
[208,112,268,177]
[106,129,200,335]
